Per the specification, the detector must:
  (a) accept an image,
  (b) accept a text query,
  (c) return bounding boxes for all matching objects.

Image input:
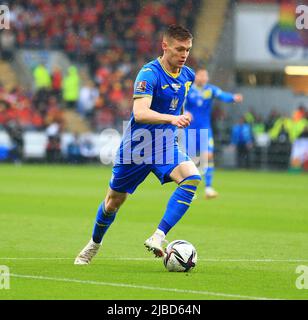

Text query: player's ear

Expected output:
[162,39,168,51]
[162,35,170,51]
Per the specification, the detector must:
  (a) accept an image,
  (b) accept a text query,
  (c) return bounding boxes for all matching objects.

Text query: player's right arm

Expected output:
[133,97,191,128]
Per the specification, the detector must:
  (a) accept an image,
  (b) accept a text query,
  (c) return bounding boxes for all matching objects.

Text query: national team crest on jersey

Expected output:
[136,81,147,93]
[169,97,179,111]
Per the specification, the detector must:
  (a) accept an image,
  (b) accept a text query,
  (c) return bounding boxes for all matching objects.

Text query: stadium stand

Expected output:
[0,0,201,162]
[2,0,201,133]
[193,0,230,62]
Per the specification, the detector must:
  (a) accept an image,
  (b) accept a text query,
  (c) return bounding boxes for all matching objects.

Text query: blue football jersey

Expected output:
[116,58,195,164]
[185,84,235,129]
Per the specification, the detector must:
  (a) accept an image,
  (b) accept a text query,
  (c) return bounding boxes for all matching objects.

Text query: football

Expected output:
[163,240,197,272]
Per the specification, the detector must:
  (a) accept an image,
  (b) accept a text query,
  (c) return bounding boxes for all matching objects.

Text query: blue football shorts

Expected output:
[109,146,190,194]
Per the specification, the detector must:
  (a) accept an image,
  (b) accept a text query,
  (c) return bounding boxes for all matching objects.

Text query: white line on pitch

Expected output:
[1,257,308,262]
[9,273,282,300]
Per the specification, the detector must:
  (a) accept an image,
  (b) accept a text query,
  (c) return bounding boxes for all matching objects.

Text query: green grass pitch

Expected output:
[0,164,308,300]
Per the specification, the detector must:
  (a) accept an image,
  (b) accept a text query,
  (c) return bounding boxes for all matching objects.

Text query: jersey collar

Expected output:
[157,57,182,79]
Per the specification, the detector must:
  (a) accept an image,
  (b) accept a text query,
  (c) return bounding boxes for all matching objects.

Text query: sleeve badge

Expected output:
[135,81,147,93]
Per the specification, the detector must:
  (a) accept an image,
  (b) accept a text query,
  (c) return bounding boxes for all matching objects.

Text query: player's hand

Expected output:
[234,94,243,103]
[171,114,191,128]
[184,112,193,122]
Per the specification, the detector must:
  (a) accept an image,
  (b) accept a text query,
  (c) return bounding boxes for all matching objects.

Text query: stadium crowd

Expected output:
[1,0,200,132]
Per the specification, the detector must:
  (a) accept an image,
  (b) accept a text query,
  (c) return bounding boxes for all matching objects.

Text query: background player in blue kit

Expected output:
[184,69,243,199]
[75,25,201,264]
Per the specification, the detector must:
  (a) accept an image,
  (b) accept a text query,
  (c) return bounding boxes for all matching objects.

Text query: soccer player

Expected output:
[74,25,201,265]
[184,68,243,199]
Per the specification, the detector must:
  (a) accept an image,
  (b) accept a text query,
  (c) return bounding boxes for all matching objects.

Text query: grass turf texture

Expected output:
[0,164,308,300]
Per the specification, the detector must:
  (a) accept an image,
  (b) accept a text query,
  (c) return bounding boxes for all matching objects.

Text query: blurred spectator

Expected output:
[290,123,308,171]
[17,97,43,130]
[5,120,24,163]
[33,64,51,91]
[292,105,306,122]
[244,108,256,125]
[269,116,292,143]
[51,66,62,101]
[268,115,292,169]
[0,30,16,61]
[46,122,61,163]
[212,107,232,145]
[46,135,61,163]
[62,66,80,109]
[265,109,280,131]
[252,115,266,138]
[231,117,254,168]
[67,134,82,164]
[45,96,63,126]
[46,122,61,138]
[95,61,111,86]
[0,100,10,128]
[109,82,125,106]
[78,81,99,119]
[80,136,96,162]
[291,113,308,142]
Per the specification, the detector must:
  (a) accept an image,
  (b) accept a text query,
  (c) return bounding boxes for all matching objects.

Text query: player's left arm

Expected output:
[213,86,243,104]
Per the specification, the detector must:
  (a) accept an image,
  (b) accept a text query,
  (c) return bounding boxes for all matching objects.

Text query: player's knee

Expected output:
[105,200,121,213]
[105,194,127,213]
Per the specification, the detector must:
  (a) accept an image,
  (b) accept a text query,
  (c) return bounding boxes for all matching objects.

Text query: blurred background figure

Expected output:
[78,81,99,120]
[231,117,253,169]
[51,66,63,102]
[184,68,243,199]
[46,122,61,163]
[0,30,16,61]
[5,120,24,164]
[33,64,51,92]
[67,134,82,164]
[62,66,80,109]
[79,135,96,163]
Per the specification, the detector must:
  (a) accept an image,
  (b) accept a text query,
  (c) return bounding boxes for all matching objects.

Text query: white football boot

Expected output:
[74,239,101,265]
[205,187,218,199]
[144,230,167,258]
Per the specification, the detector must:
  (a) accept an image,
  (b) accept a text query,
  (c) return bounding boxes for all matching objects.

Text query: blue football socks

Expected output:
[157,175,201,235]
[92,201,117,244]
[205,160,214,187]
